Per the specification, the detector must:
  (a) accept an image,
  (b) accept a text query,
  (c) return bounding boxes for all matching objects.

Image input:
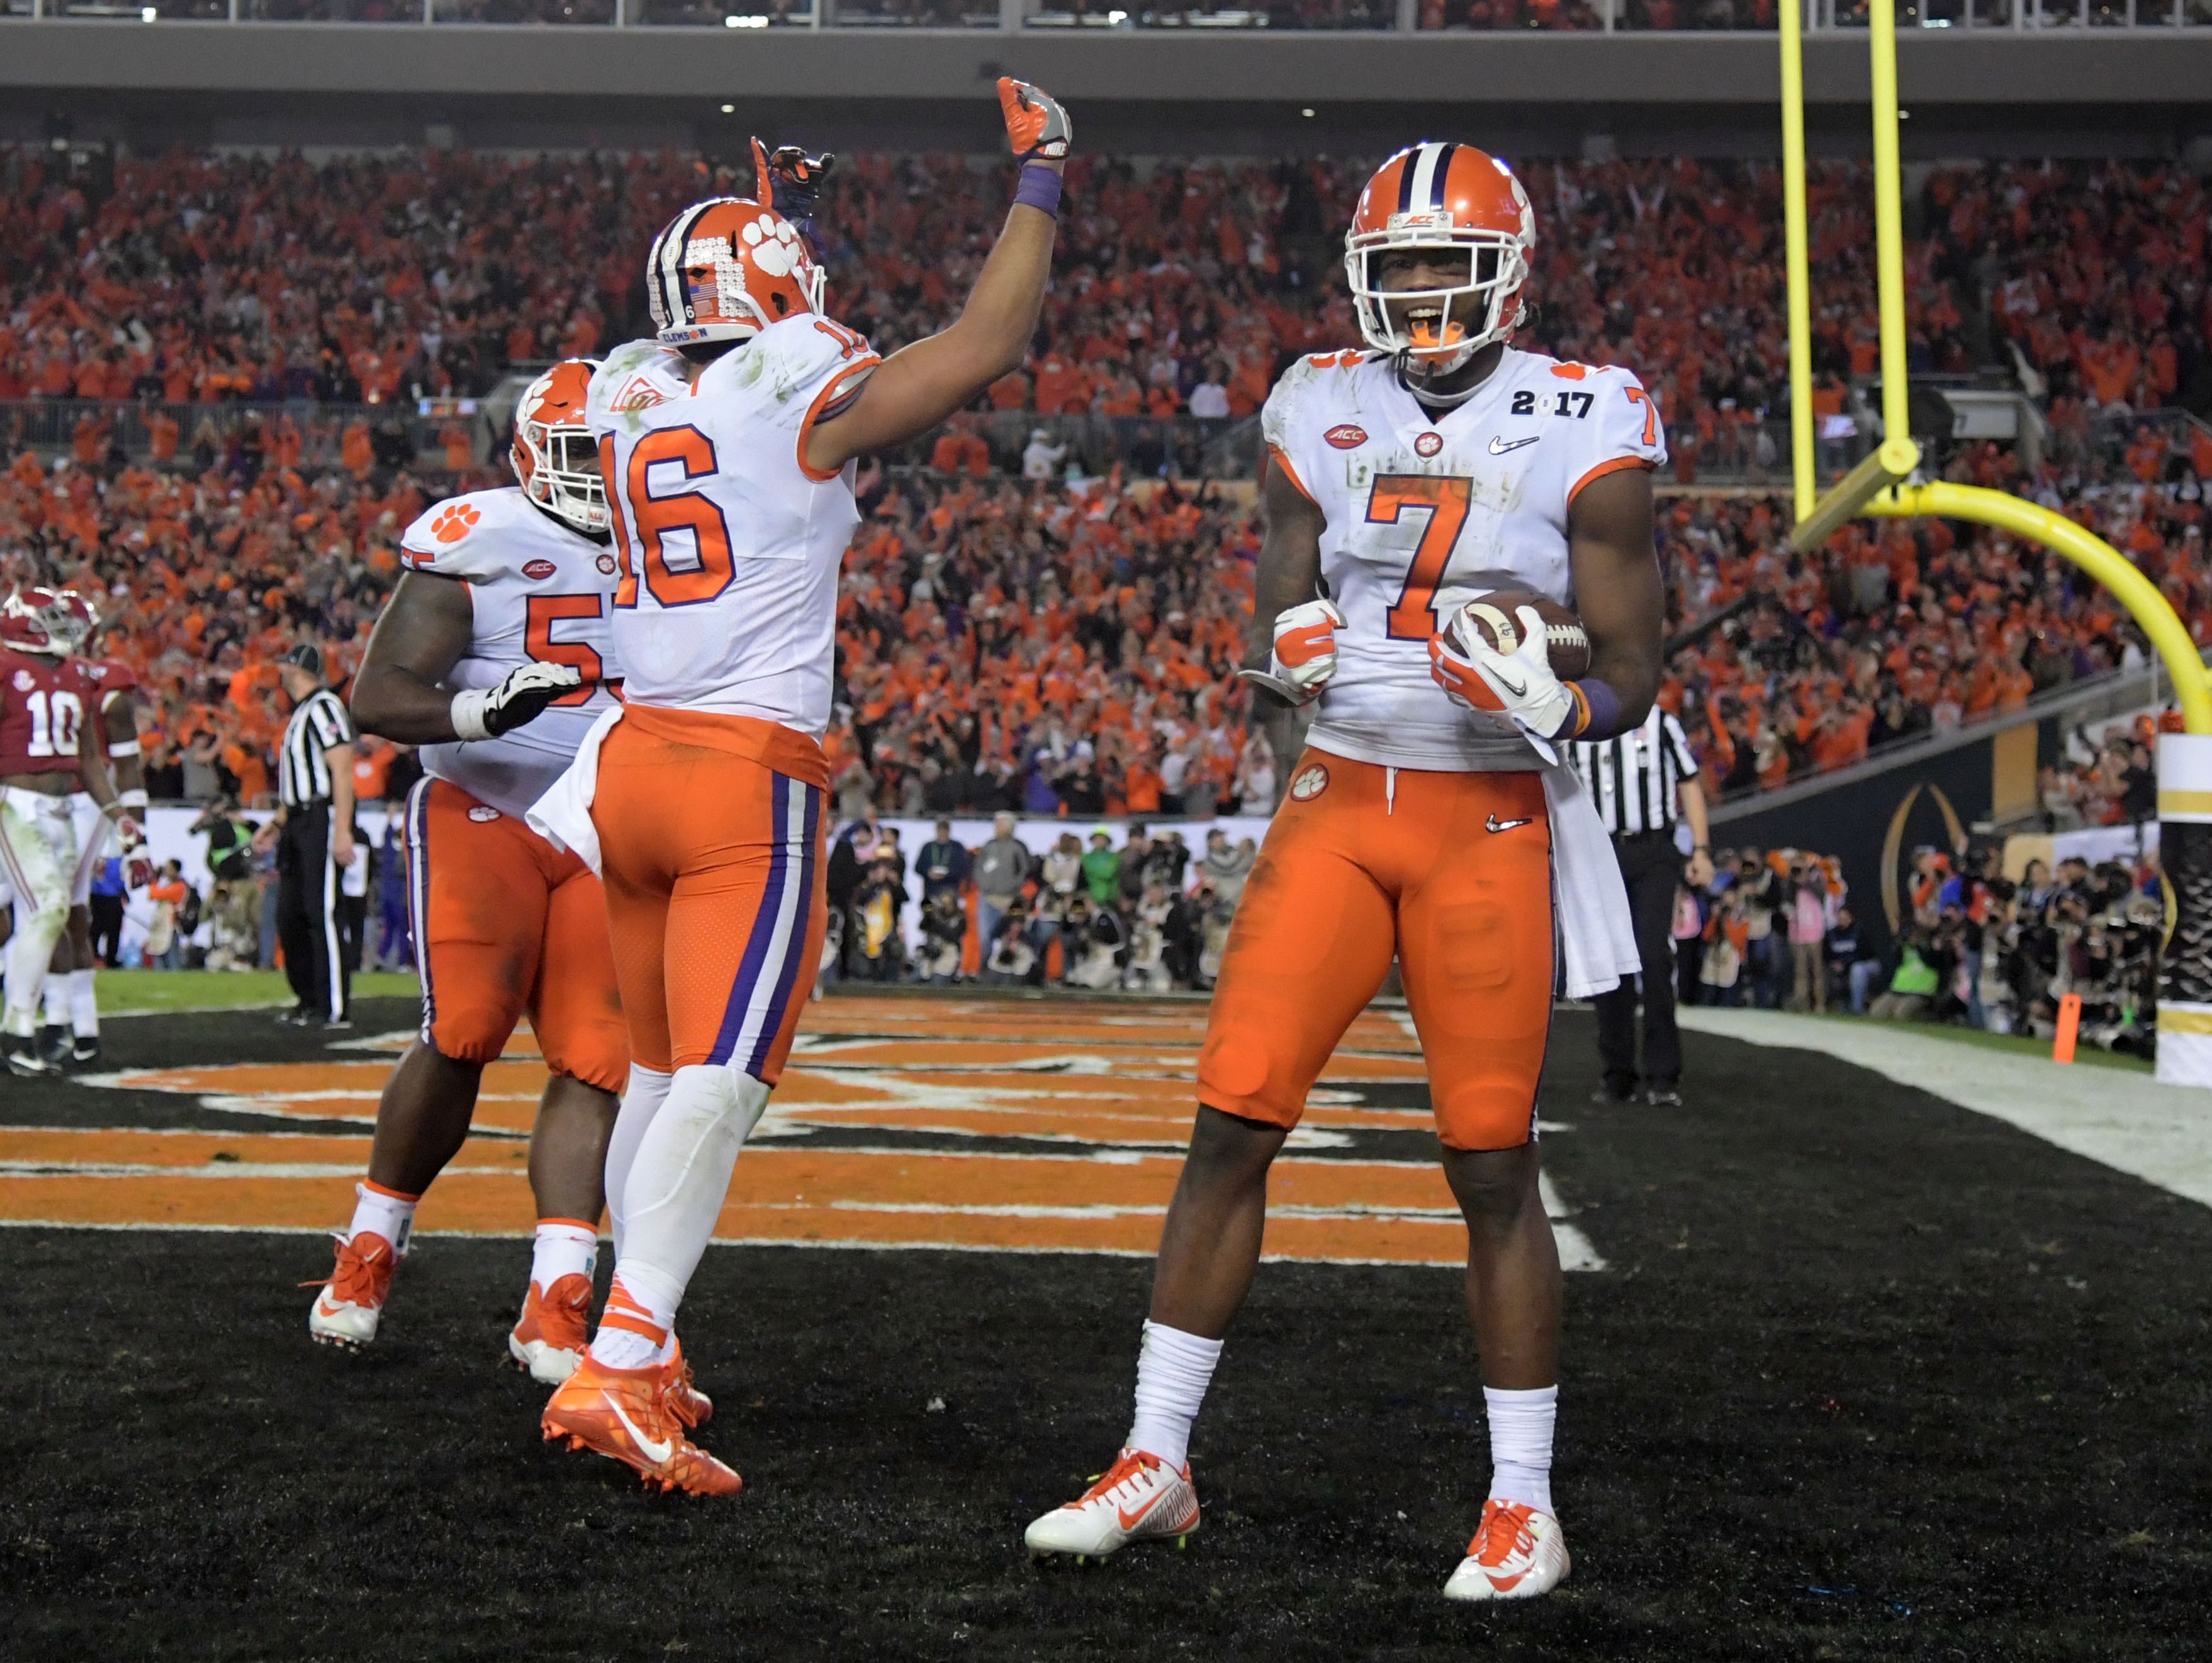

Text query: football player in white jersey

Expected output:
[531,80,1073,1494]
[1026,143,1665,1601]
[305,361,639,1390]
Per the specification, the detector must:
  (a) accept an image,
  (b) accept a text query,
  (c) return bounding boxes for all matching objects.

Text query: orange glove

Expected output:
[997,77,1072,164]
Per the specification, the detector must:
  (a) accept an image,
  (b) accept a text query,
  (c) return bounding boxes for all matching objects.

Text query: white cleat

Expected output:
[506,1274,592,1386]
[1025,1448,1200,1561]
[305,1230,398,1350]
[1442,1499,1571,1601]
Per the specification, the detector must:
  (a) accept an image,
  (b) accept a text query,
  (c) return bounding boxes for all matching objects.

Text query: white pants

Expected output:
[68,791,113,907]
[0,787,79,1035]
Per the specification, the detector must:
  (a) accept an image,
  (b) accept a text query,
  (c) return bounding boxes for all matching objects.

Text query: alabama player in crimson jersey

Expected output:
[529,81,1072,1494]
[304,361,636,1387]
[1026,143,1663,1600]
[47,602,148,1067]
[1,589,131,1078]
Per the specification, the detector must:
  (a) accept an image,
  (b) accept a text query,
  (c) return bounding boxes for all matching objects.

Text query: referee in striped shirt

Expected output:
[252,644,357,1028]
[1571,704,1713,1107]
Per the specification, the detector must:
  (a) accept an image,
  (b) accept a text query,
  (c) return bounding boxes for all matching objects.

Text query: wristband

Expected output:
[1013,162,1063,219]
[450,687,493,742]
[108,740,142,759]
[1569,677,1625,741]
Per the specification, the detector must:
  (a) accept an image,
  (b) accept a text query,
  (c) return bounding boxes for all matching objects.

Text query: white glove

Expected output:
[1428,603,1581,742]
[1235,597,1345,707]
[451,661,584,741]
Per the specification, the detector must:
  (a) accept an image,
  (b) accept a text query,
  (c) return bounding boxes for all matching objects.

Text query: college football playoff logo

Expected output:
[1289,763,1330,802]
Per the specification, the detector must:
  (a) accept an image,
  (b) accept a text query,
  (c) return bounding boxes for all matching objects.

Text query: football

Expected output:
[1450,590,1593,681]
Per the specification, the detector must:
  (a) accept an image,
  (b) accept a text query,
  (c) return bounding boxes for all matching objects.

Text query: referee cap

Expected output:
[281,643,323,677]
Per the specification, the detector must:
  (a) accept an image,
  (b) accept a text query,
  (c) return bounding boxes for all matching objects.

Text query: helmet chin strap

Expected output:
[1394,349,1487,406]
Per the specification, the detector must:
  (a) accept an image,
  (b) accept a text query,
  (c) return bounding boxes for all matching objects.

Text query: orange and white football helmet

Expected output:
[1345,142,1535,382]
[646,196,826,349]
[511,358,607,536]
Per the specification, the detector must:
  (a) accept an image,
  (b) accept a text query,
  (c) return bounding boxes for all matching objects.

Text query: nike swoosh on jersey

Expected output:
[1486,815,1534,833]
[605,1392,674,1464]
[1488,434,1541,454]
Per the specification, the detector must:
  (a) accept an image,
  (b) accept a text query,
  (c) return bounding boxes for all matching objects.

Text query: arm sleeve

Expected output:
[1567,369,1670,510]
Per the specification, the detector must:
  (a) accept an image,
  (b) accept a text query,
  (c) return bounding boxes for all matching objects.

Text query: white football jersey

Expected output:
[587,313,878,739]
[1263,345,1667,773]
[398,486,623,820]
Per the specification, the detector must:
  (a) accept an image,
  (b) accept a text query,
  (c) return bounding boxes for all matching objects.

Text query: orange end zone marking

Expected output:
[8,994,1524,1269]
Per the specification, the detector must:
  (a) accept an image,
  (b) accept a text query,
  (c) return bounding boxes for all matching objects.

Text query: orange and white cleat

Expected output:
[659,1336,713,1429]
[306,1231,398,1350]
[1442,1499,1571,1601]
[1024,1448,1199,1560]
[508,1274,592,1385]
[541,1353,741,1496]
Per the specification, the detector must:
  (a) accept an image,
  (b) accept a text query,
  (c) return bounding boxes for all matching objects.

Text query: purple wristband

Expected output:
[1571,677,1626,741]
[1014,162,1062,218]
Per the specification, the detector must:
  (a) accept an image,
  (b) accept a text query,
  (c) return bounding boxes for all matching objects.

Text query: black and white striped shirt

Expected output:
[1571,707,1698,837]
[277,687,356,809]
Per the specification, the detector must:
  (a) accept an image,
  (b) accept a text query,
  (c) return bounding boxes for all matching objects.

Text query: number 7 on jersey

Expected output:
[1368,475,1473,641]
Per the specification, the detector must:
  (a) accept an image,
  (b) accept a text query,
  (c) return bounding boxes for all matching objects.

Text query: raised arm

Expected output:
[801,80,1070,477]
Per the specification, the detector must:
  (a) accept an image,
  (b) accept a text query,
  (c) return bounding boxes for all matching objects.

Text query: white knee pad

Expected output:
[614,1064,772,1311]
[604,1064,672,1260]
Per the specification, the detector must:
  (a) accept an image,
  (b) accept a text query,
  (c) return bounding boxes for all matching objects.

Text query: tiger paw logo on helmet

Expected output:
[431,503,480,544]
[741,213,804,279]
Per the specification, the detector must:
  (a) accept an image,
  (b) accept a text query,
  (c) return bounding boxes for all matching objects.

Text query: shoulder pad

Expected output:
[588,339,692,435]
[400,487,537,579]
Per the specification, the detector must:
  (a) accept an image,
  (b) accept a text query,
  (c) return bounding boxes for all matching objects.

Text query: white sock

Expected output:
[347,1180,420,1257]
[604,1064,673,1261]
[588,1065,768,1369]
[69,968,98,1038]
[530,1218,598,1291]
[42,977,67,1029]
[1126,1319,1223,1471]
[1485,1385,1558,1516]
[589,1263,685,1370]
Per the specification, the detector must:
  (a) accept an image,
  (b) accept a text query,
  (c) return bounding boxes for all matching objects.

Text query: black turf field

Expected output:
[6,999,2211,1662]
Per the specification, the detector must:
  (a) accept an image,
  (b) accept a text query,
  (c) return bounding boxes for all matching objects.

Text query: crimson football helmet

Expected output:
[1345,142,1535,383]
[511,358,607,536]
[1,587,92,656]
[646,197,825,349]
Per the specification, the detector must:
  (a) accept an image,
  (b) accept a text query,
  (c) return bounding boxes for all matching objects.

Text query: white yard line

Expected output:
[1678,1007,2212,1210]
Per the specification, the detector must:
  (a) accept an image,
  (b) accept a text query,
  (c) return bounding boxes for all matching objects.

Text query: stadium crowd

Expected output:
[1675,840,2159,1057]
[4,145,2208,810]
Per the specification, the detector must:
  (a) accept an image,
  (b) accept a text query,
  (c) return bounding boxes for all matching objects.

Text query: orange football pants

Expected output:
[590,705,828,1081]
[1196,751,1555,1152]
[407,778,627,1093]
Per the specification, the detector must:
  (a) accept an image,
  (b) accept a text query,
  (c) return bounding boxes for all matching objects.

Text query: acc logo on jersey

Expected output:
[431,503,480,544]
[1324,424,1368,451]
[522,559,558,581]
[596,553,619,576]
[1289,764,1330,803]
[467,805,502,823]
[1414,432,1444,459]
